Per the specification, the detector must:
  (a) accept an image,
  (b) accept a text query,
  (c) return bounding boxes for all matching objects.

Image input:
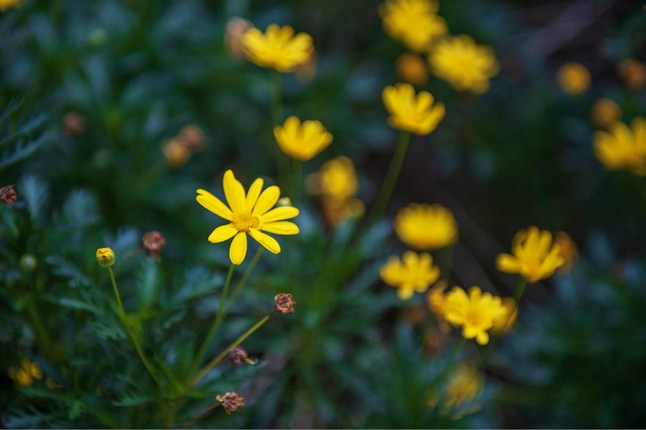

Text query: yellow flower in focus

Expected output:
[591,98,621,129]
[274,116,333,161]
[556,62,591,95]
[444,286,506,345]
[395,203,458,250]
[242,24,314,73]
[382,83,445,135]
[96,247,115,268]
[428,35,500,94]
[379,0,447,52]
[380,251,440,300]
[196,170,299,265]
[0,0,22,12]
[396,52,429,87]
[496,226,565,283]
[619,59,646,90]
[491,297,518,335]
[593,117,646,176]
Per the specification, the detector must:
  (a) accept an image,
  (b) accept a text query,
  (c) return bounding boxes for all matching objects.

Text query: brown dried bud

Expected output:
[162,138,190,167]
[216,392,245,414]
[142,230,166,259]
[274,293,295,314]
[178,124,207,151]
[0,185,17,205]
[227,346,256,366]
[62,111,85,135]
[225,17,252,60]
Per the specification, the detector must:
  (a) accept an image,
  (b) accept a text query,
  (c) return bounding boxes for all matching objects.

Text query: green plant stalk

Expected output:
[189,264,235,377]
[190,313,272,388]
[513,277,528,304]
[225,247,264,311]
[369,130,411,223]
[107,267,161,386]
[291,157,303,203]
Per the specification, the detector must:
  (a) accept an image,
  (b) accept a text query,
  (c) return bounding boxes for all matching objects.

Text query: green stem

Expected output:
[107,266,124,311]
[190,314,271,388]
[189,264,235,376]
[369,131,411,223]
[513,277,528,305]
[291,158,303,203]
[225,247,264,311]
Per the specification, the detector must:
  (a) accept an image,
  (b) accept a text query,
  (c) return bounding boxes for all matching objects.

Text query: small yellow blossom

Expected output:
[382,83,445,135]
[8,358,43,388]
[593,117,646,176]
[379,0,447,52]
[0,0,22,12]
[395,203,458,250]
[242,24,314,73]
[442,363,485,416]
[428,35,500,94]
[491,297,518,335]
[396,52,429,86]
[380,251,440,300]
[556,62,591,95]
[496,226,565,283]
[96,248,115,268]
[619,59,646,90]
[554,231,578,272]
[591,98,621,129]
[196,170,299,265]
[274,116,333,161]
[444,286,506,345]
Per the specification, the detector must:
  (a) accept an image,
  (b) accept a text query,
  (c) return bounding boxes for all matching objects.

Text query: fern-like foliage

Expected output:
[0,99,50,172]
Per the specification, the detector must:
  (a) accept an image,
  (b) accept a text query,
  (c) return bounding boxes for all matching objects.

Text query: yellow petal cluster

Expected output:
[242,24,314,73]
[444,286,506,345]
[395,203,458,250]
[8,358,42,387]
[556,62,591,95]
[196,170,299,265]
[380,251,440,300]
[593,117,646,176]
[442,363,485,413]
[591,98,621,129]
[491,297,518,335]
[496,226,565,283]
[274,116,333,161]
[0,0,22,12]
[379,0,447,52]
[382,83,445,135]
[428,35,499,94]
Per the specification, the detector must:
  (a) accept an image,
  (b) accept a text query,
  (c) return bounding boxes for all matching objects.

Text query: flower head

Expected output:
[96,248,115,268]
[274,293,296,314]
[216,392,245,414]
[242,24,314,73]
[227,346,256,366]
[196,170,299,265]
[491,297,518,335]
[0,184,17,205]
[591,98,621,129]
[379,0,447,52]
[444,286,506,345]
[142,231,166,259]
[619,59,646,90]
[442,363,485,412]
[556,62,591,95]
[395,203,458,250]
[380,251,440,300]
[428,35,499,94]
[496,226,565,283]
[274,116,333,161]
[8,358,43,388]
[396,52,429,87]
[593,117,646,176]
[382,83,445,135]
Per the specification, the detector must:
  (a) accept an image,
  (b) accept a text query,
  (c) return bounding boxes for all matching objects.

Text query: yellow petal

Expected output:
[246,178,264,211]
[223,170,247,214]
[196,189,233,221]
[229,232,248,265]
[496,254,521,274]
[252,185,280,216]
[261,206,300,223]
[262,221,299,235]
[208,224,237,243]
[248,228,281,254]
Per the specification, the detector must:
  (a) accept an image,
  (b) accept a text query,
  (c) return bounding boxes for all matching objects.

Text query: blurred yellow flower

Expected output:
[427,281,447,319]
[496,226,565,283]
[395,203,458,250]
[491,297,518,335]
[382,83,445,135]
[380,251,440,300]
[8,358,43,388]
[428,35,499,94]
[554,231,578,272]
[444,286,506,345]
[242,24,314,73]
[196,170,299,265]
[0,0,22,12]
[591,98,621,129]
[619,59,646,90]
[379,0,447,52]
[556,62,590,95]
[442,363,484,414]
[274,116,333,161]
[396,52,429,87]
[593,117,646,176]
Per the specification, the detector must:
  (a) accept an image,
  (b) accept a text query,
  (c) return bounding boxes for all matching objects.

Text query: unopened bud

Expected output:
[96,247,115,267]
[0,184,17,205]
[225,17,252,60]
[227,346,256,366]
[274,293,295,314]
[142,231,166,259]
[216,392,245,414]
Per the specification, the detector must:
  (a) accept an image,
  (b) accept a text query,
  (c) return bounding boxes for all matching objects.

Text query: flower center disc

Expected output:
[233,213,260,232]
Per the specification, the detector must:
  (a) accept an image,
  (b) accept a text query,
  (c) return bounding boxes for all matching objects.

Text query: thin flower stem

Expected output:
[291,158,303,203]
[107,266,124,311]
[369,130,411,223]
[190,313,272,388]
[513,277,528,304]
[225,247,264,311]
[189,264,235,376]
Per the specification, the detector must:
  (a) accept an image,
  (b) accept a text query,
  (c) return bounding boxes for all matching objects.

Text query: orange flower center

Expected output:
[232,213,260,232]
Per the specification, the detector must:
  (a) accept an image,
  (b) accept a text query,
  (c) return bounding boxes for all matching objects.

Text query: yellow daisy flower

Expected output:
[273,116,333,161]
[380,251,440,300]
[395,203,458,250]
[593,117,646,176]
[242,24,314,73]
[382,83,445,135]
[556,62,591,95]
[444,286,506,345]
[428,35,500,94]
[379,0,447,52]
[196,170,299,265]
[496,226,565,283]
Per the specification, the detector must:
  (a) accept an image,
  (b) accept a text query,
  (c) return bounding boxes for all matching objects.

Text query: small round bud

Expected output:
[0,184,17,205]
[178,125,207,151]
[216,392,245,414]
[274,293,296,314]
[227,346,256,366]
[19,254,37,272]
[96,248,115,267]
[142,231,166,259]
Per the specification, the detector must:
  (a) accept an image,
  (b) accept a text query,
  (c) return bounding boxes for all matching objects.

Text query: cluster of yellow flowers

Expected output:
[593,117,646,176]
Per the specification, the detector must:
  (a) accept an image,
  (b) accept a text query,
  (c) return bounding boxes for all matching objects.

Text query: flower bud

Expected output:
[0,184,17,205]
[216,392,245,414]
[142,231,166,259]
[96,247,115,267]
[274,293,296,314]
[227,346,256,366]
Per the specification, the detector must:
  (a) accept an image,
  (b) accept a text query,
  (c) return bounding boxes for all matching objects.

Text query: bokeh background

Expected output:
[2,0,646,428]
